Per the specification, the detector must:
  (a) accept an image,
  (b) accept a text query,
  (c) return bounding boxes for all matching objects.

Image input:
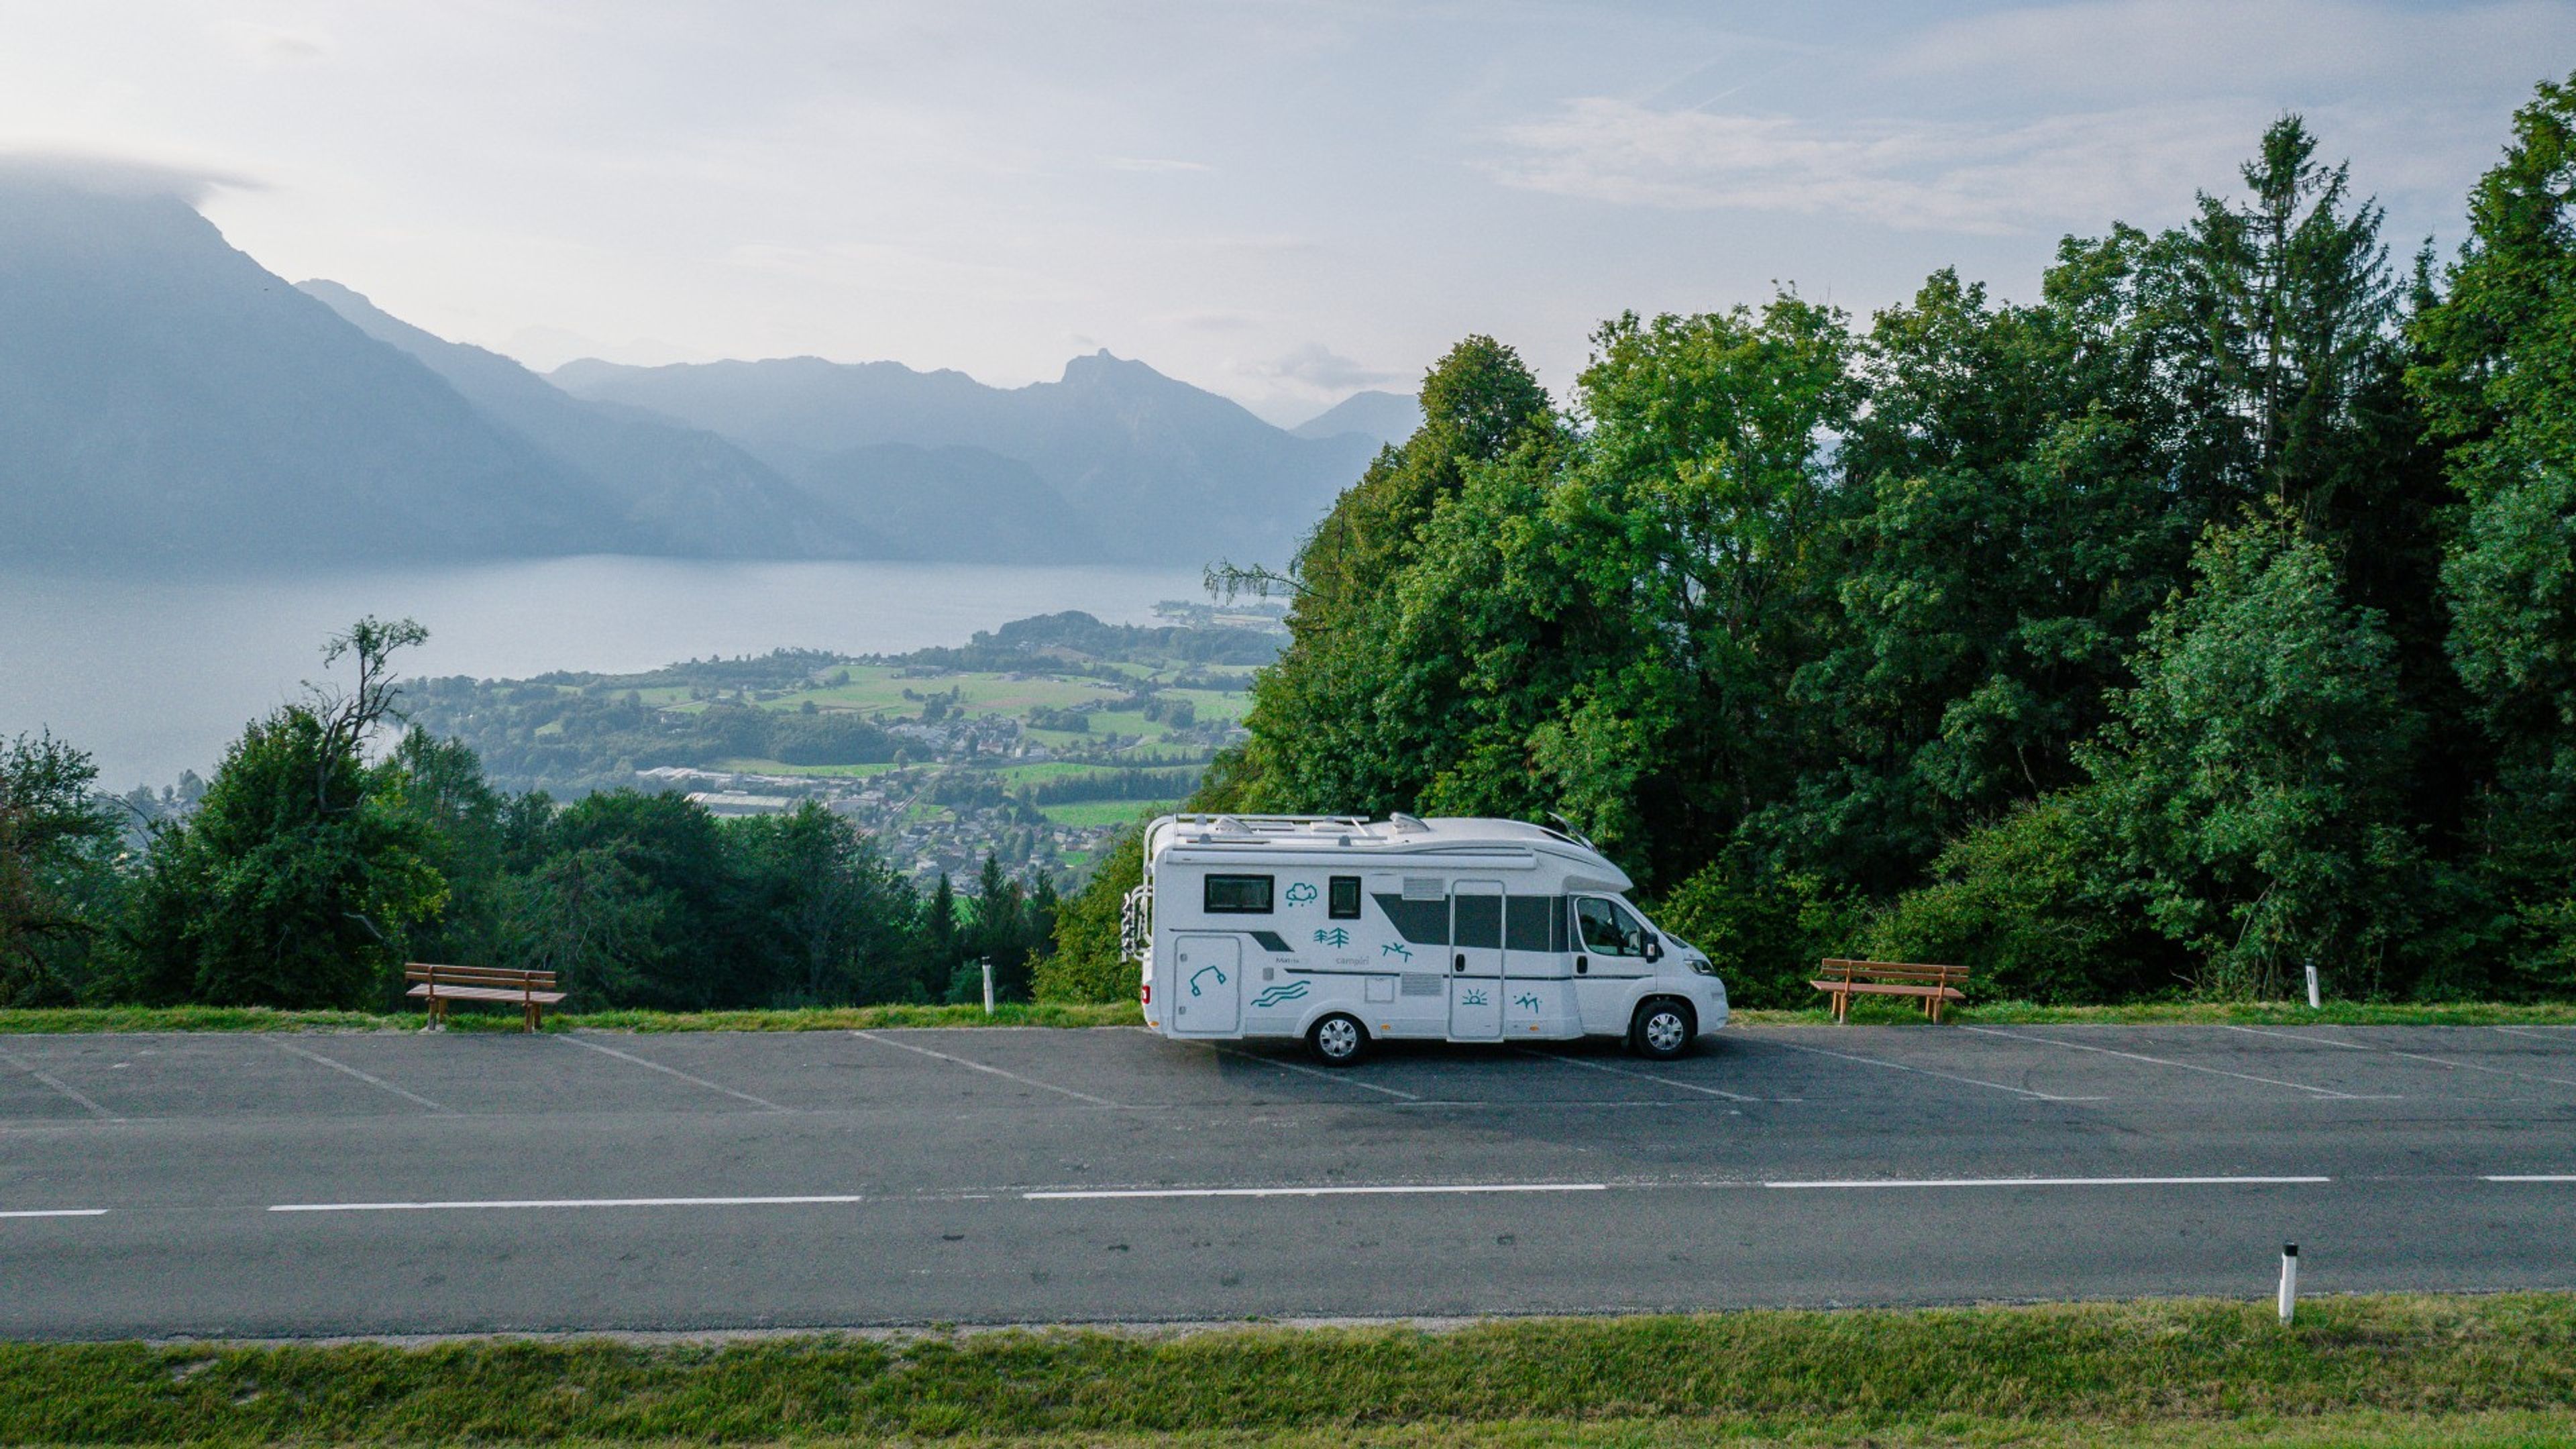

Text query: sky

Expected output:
[4,1,2571,425]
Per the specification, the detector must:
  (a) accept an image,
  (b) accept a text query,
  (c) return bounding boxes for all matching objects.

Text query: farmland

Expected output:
[401,605,1276,884]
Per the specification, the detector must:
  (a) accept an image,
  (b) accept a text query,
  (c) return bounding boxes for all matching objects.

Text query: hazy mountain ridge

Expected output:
[295,280,898,560]
[1291,389,1421,445]
[553,352,1380,564]
[0,175,1389,569]
[0,180,634,562]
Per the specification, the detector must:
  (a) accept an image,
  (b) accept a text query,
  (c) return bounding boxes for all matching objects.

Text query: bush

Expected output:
[1034,824,1144,1004]
[1650,853,1864,1009]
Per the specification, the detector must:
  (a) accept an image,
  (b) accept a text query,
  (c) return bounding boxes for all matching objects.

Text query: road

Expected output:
[2,1022,2573,1339]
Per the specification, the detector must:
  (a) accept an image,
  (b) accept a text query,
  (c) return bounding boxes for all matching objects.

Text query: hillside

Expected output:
[1292,388,1421,445]
[553,352,1377,564]
[0,176,635,562]
[296,281,894,559]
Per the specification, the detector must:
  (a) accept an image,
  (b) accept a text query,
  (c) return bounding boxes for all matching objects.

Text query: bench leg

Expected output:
[1833,989,1849,1024]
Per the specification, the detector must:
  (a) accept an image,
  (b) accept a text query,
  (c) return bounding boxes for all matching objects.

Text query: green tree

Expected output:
[0,733,123,1005]
[1036,822,1144,1004]
[730,802,918,1006]
[128,619,445,1008]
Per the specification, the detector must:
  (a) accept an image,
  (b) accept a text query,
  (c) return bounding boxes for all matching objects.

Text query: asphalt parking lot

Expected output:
[3,1022,2573,1339]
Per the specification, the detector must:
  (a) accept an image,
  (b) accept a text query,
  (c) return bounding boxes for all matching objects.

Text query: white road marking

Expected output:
[2226,1024,2576,1090]
[1518,1049,1767,1102]
[0,1047,120,1120]
[2492,1026,2576,1042]
[269,1039,451,1112]
[1212,1045,1419,1099]
[1965,1026,2369,1099]
[2483,1175,2576,1183]
[1026,1183,1608,1200]
[563,1034,794,1112]
[269,1195,864,1213]
[0,1208,109,1219]
[853,1031,1123,1108]
[1748,1036,2098,1102]
[1764,1175,2331,1189]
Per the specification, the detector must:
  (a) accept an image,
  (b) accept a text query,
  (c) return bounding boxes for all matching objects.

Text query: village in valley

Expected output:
[399,602,1283,888]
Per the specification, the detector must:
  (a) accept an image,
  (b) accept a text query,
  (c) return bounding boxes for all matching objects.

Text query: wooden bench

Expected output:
[1811,958,1969,1024]
[405,963,566,1032]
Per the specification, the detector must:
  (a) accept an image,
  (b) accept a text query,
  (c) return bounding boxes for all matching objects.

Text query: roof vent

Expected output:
[1389,812,1428,835]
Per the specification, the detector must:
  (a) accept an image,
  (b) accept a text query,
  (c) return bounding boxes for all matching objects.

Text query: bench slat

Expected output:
[406,984,568,1004]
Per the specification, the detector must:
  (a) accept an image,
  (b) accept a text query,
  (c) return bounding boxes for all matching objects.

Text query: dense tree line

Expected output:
[0,622,1056,1012]
[1050,88,2576,1010]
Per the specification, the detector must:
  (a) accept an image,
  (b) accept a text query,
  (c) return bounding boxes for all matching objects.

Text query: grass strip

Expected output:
[0,1002,1144,1035]
[3,998,2571,1034]
[3,1295,2573,1445]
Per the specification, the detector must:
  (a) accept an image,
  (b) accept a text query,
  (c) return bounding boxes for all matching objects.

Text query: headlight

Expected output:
[1686,956,1715,977]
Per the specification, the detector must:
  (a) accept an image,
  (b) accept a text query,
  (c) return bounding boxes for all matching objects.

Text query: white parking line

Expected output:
[1764,1175,2331,1189]
[2493,1026,2576,1042]
[0,1208,109,1219]
[2226,1024,2576,1090]
[1964,1026,2373,1099]
[1518,1049,1767,1102]
[563,1035,794,1112]
[2483,1175,2576,1183]
[1026,1183,1608,1200]
[0,1047,120,1120]
[270,1195,865,1213]
[1748,1036,2099,1102]
[1212,1045,1419,1100]
[853,1031,1124,1108]
[270,1040,452,1113]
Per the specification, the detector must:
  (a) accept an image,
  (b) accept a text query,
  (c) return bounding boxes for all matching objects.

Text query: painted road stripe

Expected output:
[854,1030,1124,1108]
[0,1208,109,1219]
[270,1040,453,1113]
[563,1035,794,1113]
[1520,1048,1767,1102]
[1748,1036,2098,1102]
[0,1048,121,1120]
[2226,1024,2576,1090]
[269,1195,865,1213]
[1964,1026,2373,1099]
[1764,1175,2332,1189]
[1214,1044,1419,1100]
[1026,1183,1609,1200]
[2483,1175,2576,1183]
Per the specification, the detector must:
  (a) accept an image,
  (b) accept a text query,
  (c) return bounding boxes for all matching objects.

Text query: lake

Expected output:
[0,556,1210,788]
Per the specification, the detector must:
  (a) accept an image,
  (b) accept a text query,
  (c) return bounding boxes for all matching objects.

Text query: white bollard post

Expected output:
[2305,963,2321,1010]
[2278,1243,2299,1325]
[981,957,995,1016]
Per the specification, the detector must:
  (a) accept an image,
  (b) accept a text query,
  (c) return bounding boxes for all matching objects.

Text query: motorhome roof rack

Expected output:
[1171,812,1373,843]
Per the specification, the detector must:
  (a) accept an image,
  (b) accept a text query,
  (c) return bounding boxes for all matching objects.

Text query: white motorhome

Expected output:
[1122,813,1726,1064]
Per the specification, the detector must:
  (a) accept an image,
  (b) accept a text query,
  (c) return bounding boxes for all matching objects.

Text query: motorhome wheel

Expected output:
[1630,1000,1694,1060]
[1307,1013,1369,1065]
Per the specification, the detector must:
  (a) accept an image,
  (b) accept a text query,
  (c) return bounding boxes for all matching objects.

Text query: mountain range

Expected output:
[0,174,1414,568]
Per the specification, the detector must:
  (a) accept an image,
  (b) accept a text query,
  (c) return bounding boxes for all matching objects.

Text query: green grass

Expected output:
[6,998,2574,1035]
[2,1295,2572,1445]
[0,1002,1143,1034]
[1040,798,1178,827]
[1731,998,2576,1027]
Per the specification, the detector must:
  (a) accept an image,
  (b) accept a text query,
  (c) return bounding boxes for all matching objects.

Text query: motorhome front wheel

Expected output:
[1631,1000,1695,1060]
[1308,1013,1368,1065]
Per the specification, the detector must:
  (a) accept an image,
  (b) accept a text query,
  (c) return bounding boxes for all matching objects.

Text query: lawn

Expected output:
[3,1294,2571,1445]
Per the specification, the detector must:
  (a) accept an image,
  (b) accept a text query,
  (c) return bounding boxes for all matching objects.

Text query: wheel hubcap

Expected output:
[1319,1020,1358,1057]
[1646,1012,1685,1051]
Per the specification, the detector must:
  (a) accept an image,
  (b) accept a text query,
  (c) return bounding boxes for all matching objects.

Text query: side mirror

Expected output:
[1643,936,1663,963]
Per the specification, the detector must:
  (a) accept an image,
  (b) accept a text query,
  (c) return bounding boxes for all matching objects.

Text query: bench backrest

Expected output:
[1820,957,1970,987]
[405,963,559,991]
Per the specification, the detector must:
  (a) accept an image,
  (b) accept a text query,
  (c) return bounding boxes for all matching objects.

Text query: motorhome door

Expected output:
[1448,879,1505,1040]
[1169,934,1242,1034]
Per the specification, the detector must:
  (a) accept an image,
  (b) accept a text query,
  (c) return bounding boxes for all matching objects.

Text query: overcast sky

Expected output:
[5,1,2571,424]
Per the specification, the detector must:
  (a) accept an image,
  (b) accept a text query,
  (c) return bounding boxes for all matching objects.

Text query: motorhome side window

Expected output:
[1574,896,1648,957]
[1203,874,1275,914]
[1328,877,1362,919]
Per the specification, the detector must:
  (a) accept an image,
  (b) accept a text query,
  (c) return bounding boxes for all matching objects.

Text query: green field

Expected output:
[2,1295,2570,1446]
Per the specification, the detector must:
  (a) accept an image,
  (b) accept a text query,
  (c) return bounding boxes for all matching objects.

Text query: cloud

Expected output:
[1483,99,2265,234]
[724,240,1083,304]
[1250,343,1397,391]
[0,149,256,205]
[1103,156,1213,173]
